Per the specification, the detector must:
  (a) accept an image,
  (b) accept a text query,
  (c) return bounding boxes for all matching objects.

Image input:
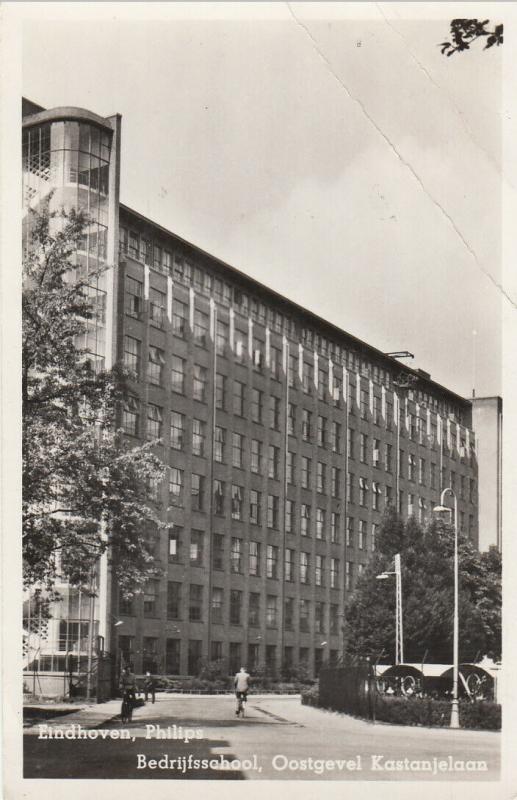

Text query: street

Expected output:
[24,693,500,780]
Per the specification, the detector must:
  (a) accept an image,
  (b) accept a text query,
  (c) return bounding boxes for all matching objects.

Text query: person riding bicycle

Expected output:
[234,666,250,715]
[120,665,137,702]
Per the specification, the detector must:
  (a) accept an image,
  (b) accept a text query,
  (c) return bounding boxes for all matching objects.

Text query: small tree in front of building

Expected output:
[23,203,166,599]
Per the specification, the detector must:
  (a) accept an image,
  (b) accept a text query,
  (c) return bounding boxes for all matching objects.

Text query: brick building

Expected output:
[22,99,480,686]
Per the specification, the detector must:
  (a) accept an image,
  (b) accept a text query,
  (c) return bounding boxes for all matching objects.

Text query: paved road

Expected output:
[24,694,500,781]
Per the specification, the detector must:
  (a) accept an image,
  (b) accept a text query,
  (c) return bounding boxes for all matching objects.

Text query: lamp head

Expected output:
[433,505,452,514]
[376,573,390,580]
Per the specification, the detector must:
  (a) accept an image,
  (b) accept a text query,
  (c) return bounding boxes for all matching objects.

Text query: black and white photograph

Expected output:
[2,1,516,797]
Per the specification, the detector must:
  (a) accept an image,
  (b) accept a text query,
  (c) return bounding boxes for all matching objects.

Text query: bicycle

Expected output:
[236,691,247,718]
[121,690,134,723]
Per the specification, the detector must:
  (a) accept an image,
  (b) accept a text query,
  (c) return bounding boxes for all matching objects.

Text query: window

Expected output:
[346,516,354,546]
[211,587,223,624]
[267,494,279,529]
[124,336,141,379]
[330,558,339,589]
[372,523,378,551]
[315,602,325,633]
[234,330,246,363]
[287,403,296,435]
[149,286,166,327]
[172,298,188,338]
[317,416,326,448]
[418,496,426,523]
[373,438,381,467]
[249,541,260,576]
[300,503,311,536]
[301,456,311,489]
[251,439,262,473]
[212,534,224,569]
[285,499,293,533]
[233,381,245,416]
[303,361,313,394]
[167,582,181,619]
[286,451,295,484]
[215,373,225,410]
[408,453,416,482]
[316,508,325,539]
[231,538,242,573]
[330,605,339,634]
[170,412,184,450]
[193,309,208,347]
[214,426,225,462]
[408,493,415,517]
[188,639,202,675]
[191,474,203,511]
[147,403,163,441]
[216,320,228,356]
[230,590,242,625]
[231,485,243,520]
[317,462,326,494]
[302,409,312,441]
[270,346,281,380]
[331,421,341,453]
[385,443,392,472]
[385,484,393,507]
[270,395,281,430]
[399,449,405,479]
[248,593,260,626]
[360,386,368,419]
[419,457,425,485]
[266,545,278,579]
[359,477,368,507]
[372,481,381,511]
[300,599,310,631]
[318,367,327,401]
[300,552,309,584]
[346,472,354,503]
[192,364,207,402]
[360,433,368,463]
[142,637,158,672]
[333,373,342,406]
[332,467,340,498]
[331,512,340,543]
[266,595,278,627]
[268,445,280,480]
[189,584,203,622]
[288,354,296,387]
[213,480,225,515]
[123,396,139,436]
[165,638,180,674]
[249,489,260,525]
[284,597,294,629]
[430,462,437,490]
[189,529,204,566]
[125,276,142,318]
[192,418,205,456]
[347,428,355,459]
[373,394,381,425]
[148,345,164,386]
[232,433,244,468]
[168,527,182,562]
[358,520,366,550]
[169,468,183,506]
[171,355,185,394]
[345,561,352,590]
[251,389,262,424]
[315,555,324,586]
[285,549,294,582]
[144,580,159,616]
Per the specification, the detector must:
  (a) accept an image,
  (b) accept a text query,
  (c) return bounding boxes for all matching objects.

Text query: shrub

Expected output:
[460,700,501,731]
[374,696,501,730]
[301,684,320,707]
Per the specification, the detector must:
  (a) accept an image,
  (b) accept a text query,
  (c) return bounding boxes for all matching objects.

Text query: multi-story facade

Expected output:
[472,396,502,552]
[22,98,480,686]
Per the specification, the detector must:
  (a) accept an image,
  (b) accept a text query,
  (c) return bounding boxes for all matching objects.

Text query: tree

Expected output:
[343,509,501,664]
[23,203,166,598]
[440,19,503,56]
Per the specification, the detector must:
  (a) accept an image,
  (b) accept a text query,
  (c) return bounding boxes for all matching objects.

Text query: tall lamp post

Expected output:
[433,488,459,730]
[376,554,403,665]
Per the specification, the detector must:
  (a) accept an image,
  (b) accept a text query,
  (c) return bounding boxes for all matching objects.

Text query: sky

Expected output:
[20,2,507,399]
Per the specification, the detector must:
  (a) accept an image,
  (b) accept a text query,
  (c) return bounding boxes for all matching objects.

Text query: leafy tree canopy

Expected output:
[23,203,166,599]
[343,507,501,664]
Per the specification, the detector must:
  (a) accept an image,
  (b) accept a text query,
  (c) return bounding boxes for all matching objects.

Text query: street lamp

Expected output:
[433,488,459,730]
[376,554,403,664]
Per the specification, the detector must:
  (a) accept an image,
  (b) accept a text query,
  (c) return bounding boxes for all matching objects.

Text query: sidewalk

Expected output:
[24,697,123,734]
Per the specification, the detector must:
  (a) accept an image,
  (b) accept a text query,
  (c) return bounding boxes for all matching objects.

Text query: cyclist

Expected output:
[119,666,137,721]
[234,666,250,716]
